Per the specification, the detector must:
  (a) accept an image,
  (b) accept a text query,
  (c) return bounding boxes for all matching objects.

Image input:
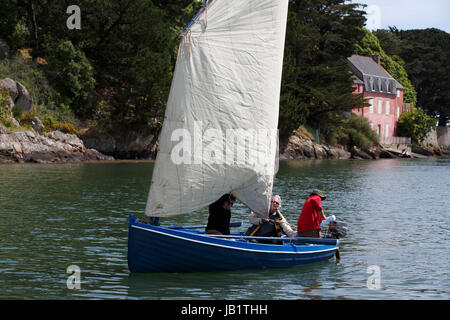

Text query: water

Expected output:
[0,159,449,299]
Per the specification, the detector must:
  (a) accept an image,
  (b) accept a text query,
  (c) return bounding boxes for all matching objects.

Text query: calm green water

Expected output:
[1,159,449,299]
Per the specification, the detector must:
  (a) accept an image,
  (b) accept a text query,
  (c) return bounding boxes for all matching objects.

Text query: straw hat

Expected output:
[310,189,326,200]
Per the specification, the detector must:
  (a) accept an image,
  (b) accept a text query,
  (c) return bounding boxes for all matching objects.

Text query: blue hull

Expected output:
[128,215,339,273]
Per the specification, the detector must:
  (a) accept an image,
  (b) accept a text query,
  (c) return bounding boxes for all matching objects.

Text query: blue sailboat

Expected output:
[127,0,342,273]
[128,216,339,273]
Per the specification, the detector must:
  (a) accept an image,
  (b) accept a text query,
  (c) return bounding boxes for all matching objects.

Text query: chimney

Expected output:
[370,54,380,65]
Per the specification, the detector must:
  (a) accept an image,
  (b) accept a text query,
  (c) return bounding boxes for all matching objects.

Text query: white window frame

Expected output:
[385,101,390,115]
[397,90,401,98]
[378,100,383,114]
[369,99,374,114]
[396,107,400,118]
[385,124,389,138]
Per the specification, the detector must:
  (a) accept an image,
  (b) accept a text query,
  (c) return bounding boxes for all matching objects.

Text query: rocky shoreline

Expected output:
[0,129,114,164]
[1,127,447,165]
[2,75,447,164]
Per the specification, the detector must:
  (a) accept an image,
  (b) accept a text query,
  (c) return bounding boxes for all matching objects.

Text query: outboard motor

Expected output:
[320,215,348,239]
[325,221,348,239]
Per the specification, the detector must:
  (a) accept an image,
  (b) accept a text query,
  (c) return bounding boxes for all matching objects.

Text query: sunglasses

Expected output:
[271,201,280,205]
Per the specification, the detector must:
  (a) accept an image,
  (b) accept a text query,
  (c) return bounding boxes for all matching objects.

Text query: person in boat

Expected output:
[245,195,297,241]
[297,189,328,238]
[205,193,236,235]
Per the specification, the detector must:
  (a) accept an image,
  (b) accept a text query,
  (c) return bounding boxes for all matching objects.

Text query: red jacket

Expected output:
[297,195,324,233]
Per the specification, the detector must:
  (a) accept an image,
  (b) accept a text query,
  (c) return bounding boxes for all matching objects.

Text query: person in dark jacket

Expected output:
[205,193,236,235]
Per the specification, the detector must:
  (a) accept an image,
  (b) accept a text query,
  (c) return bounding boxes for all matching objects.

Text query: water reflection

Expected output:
[125,262,333,300]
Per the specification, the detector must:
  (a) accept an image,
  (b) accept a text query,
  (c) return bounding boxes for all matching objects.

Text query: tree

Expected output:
[3,0,199,126]
[44,40,95,117]
[279,0,367,138]
[380,29,450,126]
[398,106,437,143]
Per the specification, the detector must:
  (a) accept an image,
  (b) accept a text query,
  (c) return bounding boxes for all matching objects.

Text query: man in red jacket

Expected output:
[297,189,327,238]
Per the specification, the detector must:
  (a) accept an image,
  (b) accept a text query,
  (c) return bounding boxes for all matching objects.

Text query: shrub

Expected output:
[0,87,13,123]
[322,113,379,150]
[43,40,95,117]
[398,106,436,143]
[42,119,78,135]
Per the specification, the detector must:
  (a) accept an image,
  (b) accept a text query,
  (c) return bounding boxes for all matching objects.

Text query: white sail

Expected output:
[145,0,288,218]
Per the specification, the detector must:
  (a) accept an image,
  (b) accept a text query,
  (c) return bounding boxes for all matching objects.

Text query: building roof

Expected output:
[348,55,404,95]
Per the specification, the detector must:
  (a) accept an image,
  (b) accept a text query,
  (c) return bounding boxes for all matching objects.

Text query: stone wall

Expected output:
[436,126,450,147]
[422,128,439,147]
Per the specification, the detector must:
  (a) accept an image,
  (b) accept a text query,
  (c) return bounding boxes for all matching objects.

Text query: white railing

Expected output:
[380,136,411,145]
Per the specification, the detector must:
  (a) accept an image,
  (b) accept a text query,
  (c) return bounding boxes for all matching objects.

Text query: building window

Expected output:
[369,99,374,114]
[386,79,390,93]
[385,101,390,115]
[385,124,389,138]
[370,122,373,130]
[397,90,401,98]
[397,107,400,118]
[377,124,381,136]
[378,100,382,114]
[370,77,374,91]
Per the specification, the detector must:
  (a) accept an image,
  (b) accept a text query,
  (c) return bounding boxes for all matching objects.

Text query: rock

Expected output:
[48,130,86,152]
[333,147,352,159]
[281,136,306,160]
[31,116,45,134]
[0,78,18,100]
[0,130,114,164]
[411,145,434,156]
[379,150,395,158]
[314,144,328,159]
[322,145,351,159]
[0,78,18,110]
[0,125,7,134]
[15,81,33,112]
[301,140,316,158]
[11,118,20,127]
[350,146,373,160]
[0,78,33,112]
[280,136,351,160]
[80,130,158,159]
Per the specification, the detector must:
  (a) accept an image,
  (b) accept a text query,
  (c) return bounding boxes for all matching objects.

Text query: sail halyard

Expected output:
[145,0,289,218]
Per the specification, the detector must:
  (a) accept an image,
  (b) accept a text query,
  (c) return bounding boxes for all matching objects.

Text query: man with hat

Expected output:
[297,189,328,238]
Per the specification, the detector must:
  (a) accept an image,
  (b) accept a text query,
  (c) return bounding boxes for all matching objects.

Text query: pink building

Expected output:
[348,55,405,139]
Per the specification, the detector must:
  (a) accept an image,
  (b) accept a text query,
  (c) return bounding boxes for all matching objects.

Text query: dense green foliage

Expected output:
[0,0,199,129]
[354,28,417,105]
[319,113,379,150]
[398,106,437,143]
[0,0,443,147]
[280,0,367,138]
[375,28,450,126]
[43,40,95,117]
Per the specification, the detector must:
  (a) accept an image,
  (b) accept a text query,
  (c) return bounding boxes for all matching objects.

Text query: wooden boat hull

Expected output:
[128,215,339,273]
